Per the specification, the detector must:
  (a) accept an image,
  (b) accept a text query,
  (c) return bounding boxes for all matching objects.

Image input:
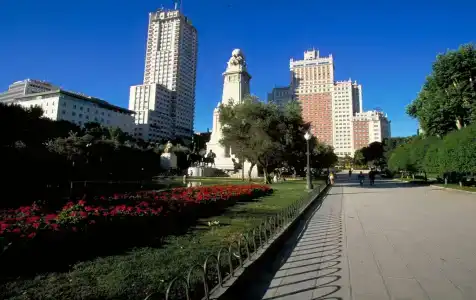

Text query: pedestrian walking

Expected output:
[358,171,365,187]
[329,172,335,185]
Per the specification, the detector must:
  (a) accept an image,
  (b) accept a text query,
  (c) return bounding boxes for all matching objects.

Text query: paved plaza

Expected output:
[241,175,476,300]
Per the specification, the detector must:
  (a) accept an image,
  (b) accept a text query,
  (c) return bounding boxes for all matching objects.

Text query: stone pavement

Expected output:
[241,175,476,300]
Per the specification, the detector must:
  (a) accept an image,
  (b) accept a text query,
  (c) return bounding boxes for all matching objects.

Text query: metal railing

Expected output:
[146,183,329,300]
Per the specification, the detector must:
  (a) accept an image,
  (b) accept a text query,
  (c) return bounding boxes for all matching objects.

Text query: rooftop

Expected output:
[14,89,135,115]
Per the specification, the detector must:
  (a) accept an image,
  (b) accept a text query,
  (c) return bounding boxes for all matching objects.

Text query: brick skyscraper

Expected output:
[290,50,334,145]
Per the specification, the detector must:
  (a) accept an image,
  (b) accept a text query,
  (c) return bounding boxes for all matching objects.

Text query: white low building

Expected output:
[13,90,135,134]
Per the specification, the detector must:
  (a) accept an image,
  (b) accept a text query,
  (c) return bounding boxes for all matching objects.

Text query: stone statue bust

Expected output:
[228,49,246,68]
[163,141,174,153]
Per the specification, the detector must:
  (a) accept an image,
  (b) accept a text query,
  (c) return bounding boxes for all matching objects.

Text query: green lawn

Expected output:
[2,180,323,300]
[434,183,476,193]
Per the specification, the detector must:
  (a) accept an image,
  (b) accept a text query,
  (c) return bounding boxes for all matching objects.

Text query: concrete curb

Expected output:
[393,179,476,194]
[208,184,330,299]
[430,184,476,195]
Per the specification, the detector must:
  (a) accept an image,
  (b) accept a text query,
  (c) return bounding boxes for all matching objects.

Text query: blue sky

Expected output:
[1,0,475,137]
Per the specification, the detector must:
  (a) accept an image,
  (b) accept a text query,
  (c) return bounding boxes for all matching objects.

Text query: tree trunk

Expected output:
[456,117,464,130]
[247,162,255,182]
[263,168,271,184]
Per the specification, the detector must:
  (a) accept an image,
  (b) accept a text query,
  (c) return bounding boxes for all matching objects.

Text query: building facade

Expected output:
[332,80,362,157]
[352,111,391,151]
[288,49,391,156]
[267,86,293,108]
[129,8,198,142]
[14,90,135,134]
[129,84,172,141]
[290,50,334,145]
[0,79,57,103]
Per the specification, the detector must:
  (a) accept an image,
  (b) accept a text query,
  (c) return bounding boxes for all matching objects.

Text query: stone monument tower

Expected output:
[206,49,258,177]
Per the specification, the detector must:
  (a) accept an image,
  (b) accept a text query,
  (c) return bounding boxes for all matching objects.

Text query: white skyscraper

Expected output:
[129,7,198,142]
[332,79,362,157]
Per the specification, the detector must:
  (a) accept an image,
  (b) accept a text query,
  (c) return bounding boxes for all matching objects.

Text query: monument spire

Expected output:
[201,48,258,178]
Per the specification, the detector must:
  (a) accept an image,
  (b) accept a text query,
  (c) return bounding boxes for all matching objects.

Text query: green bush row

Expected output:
[387,124,476,181]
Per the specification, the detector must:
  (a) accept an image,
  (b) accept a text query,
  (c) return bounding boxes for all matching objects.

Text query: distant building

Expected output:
[332,80,362,157]
[13,90,135,134]
[352,111,391,151]
[130,84,173,141]
[129,8,198,142]
[267,86,293,108]
[0,79,57,103]
[290,49,334,145]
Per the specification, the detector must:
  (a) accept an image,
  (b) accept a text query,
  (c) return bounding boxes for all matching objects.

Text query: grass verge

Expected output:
[1,180,321,300]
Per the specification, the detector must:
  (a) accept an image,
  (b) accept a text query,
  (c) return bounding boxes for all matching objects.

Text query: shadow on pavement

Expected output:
[223,190,345,300]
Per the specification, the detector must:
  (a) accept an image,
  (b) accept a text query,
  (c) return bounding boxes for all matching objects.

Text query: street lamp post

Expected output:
[304,131,313,190]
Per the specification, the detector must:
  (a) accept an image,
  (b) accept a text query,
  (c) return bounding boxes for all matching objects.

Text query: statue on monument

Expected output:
[160,141,177,171]
[205,149,216,167]
[227,49,246,68]
[163,141,174,153]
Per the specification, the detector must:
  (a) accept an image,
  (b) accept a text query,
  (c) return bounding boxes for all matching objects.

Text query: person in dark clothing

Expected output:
[358,171,365,186]
[369,170,376,185]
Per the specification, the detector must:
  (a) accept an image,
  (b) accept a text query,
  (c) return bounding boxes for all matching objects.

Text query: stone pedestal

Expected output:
[187,166,215,177]
[160,153,177,170]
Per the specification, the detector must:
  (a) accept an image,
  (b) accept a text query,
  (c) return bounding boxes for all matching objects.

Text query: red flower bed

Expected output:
[0,184,272,250]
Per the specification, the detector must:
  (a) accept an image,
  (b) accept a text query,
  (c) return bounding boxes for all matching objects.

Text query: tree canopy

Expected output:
[219,98,337,183]
[0,103,188,207]
[387,124,476,182]
[407,43,476,136]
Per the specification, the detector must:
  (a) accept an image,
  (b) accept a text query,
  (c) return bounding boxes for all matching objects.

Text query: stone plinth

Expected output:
[160,153,177,170]
[187,166,215,177]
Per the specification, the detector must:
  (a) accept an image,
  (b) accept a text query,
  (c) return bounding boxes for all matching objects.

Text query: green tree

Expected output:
[383,137,412,160]
[220,99,280,183]
[407,136,439,179]
[388,143,416,175]
[407,43,476,135]
[439,124,476,175]
[220,98,318,183]
[279,101,312,176]
[353,149,366,166]
[423,138,443,175]
[312,142,338,173]
[342,154,352,168]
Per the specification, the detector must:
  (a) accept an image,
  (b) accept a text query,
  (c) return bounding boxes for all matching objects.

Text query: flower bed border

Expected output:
[0,184,272,279]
